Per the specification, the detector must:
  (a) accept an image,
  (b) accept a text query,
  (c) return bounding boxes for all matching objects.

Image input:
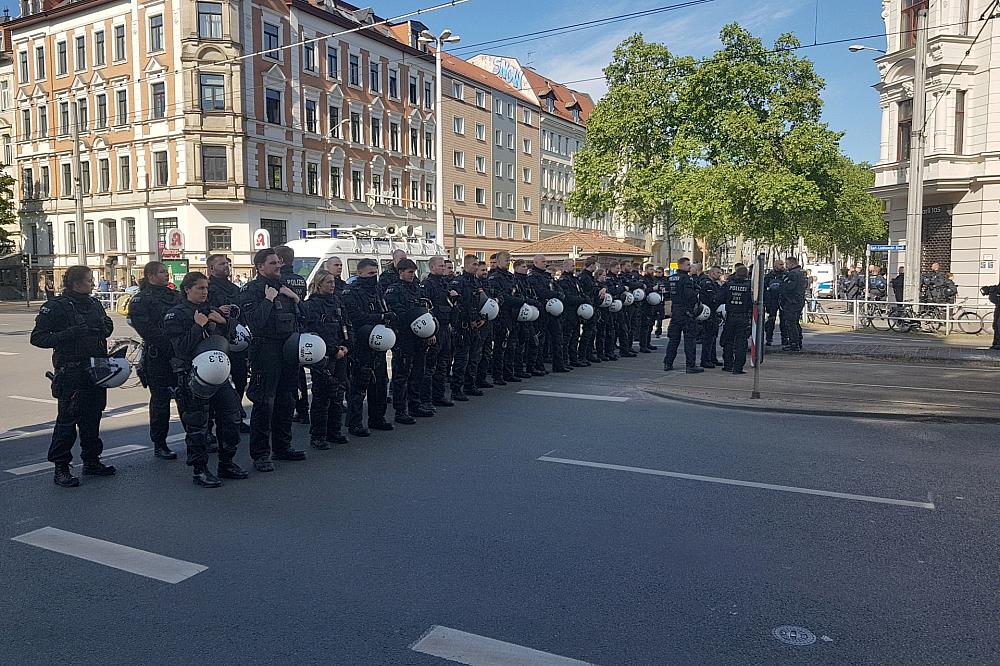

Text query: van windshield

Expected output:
[293,257,320,280]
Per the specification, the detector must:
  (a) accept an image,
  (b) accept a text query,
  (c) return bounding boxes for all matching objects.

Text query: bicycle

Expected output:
[108,336,144,388]
[950,298,985,335]
[805,298,829,326]
[860,301,890,331]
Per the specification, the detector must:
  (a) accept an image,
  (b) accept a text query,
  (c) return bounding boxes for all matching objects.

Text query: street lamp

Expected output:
[848,44,887,54]
[417,28,461,247]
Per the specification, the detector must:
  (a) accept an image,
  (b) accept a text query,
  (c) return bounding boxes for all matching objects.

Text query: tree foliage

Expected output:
[568,26,887,258]
[0,170,16,254]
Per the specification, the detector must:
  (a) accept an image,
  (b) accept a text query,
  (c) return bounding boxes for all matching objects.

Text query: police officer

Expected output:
[422,256,458,405]
[450,255,487,398]
[890,266,905,303]
[274,245,310,424]
[868,266,888,301]
[621,260,642,353]
[476,260,498,388]
[322,255,349,292]
[31,266,117,487]
[207,253,250,432]
[638,263,659,353]
[762,260,785,346]
[128,261,182,460]
[653,266,667,339]
[605,262,631,359]
[982,283,999,350]
[511,259,541,378]
[238,248,307,472]
[488,251,522,383]
[557,259,588,367]
[697,266,722,368]
[921,262,947,303]
[592,268,612,362]
[342,258,395,437]
[385,258,435,423]
[663,257,703,374]
[528,254,569,373]
[576,258,602,363]
[304,269,351,449]
[779,256,808,352]
[379,249,407,290]
[164,271,246,487]
[719,265,754,374]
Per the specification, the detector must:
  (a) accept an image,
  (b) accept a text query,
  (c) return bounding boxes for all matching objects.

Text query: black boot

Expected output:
[273,448,307,461]
[154,444,177,460]
[217,461,249,479]
[53,463,79,488]
[193,466,222,488]
[349,426,371,437]
[310,438,331,450]
[82,461,116,476]
[327,433,349,445]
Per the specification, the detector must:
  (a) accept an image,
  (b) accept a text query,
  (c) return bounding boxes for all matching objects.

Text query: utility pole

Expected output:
[71,100,86,267]
[903,9,928,303]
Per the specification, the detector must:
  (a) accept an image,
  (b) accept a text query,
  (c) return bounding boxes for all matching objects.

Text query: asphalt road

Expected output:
[1,306,999,665]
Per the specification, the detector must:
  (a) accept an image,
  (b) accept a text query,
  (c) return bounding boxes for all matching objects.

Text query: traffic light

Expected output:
[20,253,30,268]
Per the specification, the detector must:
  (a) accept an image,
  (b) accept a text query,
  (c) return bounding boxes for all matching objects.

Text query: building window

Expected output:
[198,3,223,39]
[369,62,380,91]
[388,69,398,98]
[476,123,485,141]
[80,161,91,194]
[116,90,128,126]
[452,81,463,99]
[409,127,419,155]
[453,184,464,201]
[390,177,400,205]
[259,219,287,245]
[546,96,555,113]
[96,95,107,128]
[85,222,96,251]
[475,187,485,204]
[897,99,912,161]
[494,222,501,238]
[114,25,126,61]
[494,191,502,208]
[94,30,106,66]
[67,223,77,254]
[350,112,361,143]
[264,22,280,59]
[955,90,966,155]
[523,108,532,125]
[305,100,317,133]
[21,109,31,139]
[125,218,136,251]
[424,81,433,109]
[424,131,433,156]
[476,90,486,108]
[522,224,531,240]
[149,15,164,52]
[410,180,419,207]
[325,46,339,79]
[40,166,49,197]
[390,122,400,151]
[202,145,227,182]
[58,102,68,135]
[349,54,359,86]
[98,158,110,192]
[476,219,485,236]
[76,99,88,131]
[507,133,514,150]
[523,197,532,213]
[453,116,464,134]
[265,89,281,124]
[523,138,532,154]
[154,151,168,187]
[330,166,341,198]
[151,82,166,119]
[56,41,67,76]
[62,163,72,196]
[494,160,502,177]
[507,163,514,180]
[351,169,363,200]
[207,228,231,251]
[304,43,316,72]
[371,117,381,147]
[267,155,283,189]
[475,156,486,173]
[495,99,502,115]
[901,0,929,49]
[22,168,33,199]
[371,173,382,204]
[35,46,46,80]
[328,104,341,137]
[307,162,319,195]
[409,76,418,104]
[507,193,514,210]
[523,167,531,183]
[200,74,225,111]
[454,217,465,235]
[495,129,502,147]
[18,52,28,82]
[453,151,464,168]
[75,35,86,71]
[425,182,433,204]
[2,135,10,166]
[507,103,514,119]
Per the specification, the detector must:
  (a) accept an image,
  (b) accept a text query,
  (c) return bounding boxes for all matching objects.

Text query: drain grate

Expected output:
[772,625,817,646]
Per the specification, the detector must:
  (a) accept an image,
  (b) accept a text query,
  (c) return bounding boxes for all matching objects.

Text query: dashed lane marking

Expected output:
[4,445,149,475]
[8,395,58,405]
[517,390,629,403]
[411,626,596,665]
[538,456,936,510]
[12,527,207,584]
[0,351,19,355]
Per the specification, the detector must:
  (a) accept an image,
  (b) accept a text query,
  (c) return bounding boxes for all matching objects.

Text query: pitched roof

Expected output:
[510,230,647,257]
[520,68,595,125]
[441,52,536,105]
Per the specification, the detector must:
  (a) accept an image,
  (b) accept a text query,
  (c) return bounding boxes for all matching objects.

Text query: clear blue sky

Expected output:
[0,0,886,162]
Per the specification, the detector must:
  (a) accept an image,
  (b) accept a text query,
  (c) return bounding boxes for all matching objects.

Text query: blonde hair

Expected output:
[308,269,335,296]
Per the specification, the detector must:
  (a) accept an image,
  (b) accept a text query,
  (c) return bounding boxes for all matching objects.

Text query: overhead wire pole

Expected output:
[70,101,86,267]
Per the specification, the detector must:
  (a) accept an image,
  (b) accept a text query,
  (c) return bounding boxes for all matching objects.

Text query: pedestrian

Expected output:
[663,257,703,374]
[719,265,753,374]
[527,254,569,372]
[238,248,307,472]
[342,259,395,437]
[164,271,247,487]
[981,283,999,350]
[41,272,55,300]
[422,255,458,406]
[385,258,435,423]
[488,251,522,382]
[206,253,250,432]
[128,261,183,460]
[763,260,785,346]
[779,256,808,352]
[304,269,351,449]
[450,255,488,399]
[30,266,117,487]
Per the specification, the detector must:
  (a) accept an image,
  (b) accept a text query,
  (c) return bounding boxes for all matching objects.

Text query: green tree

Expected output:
[0,170,16,254]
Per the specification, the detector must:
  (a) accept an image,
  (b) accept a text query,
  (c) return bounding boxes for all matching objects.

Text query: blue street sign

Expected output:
[867,244,906,252]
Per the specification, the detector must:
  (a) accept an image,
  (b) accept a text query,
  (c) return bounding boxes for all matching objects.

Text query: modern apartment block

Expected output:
[870,0,999,300]
[5,0,437,283]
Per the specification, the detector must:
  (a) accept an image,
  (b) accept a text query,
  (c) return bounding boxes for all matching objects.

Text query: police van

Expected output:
[284,225,447,283]
[804,263,835,298]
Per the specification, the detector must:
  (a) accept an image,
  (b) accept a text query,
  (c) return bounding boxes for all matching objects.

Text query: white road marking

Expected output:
[4,445,149,475]
[411,626,595,666]
[0,351,19,356]
[538,456,936,510]
[166,432,185,443]
[12,527,207,583]
[8,395,58,405]
[109,408,148,419]
[0,430,31,441]
[517,390,629,403]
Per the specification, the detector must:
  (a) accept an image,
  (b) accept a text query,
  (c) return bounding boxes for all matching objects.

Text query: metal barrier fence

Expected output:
[804,297,996,335]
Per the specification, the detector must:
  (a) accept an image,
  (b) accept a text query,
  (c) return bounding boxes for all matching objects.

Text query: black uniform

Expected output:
[779,266,808,350]
[385,278,432,417]
[988,287,1000,349]
[868,273,888,301]
[604,272,628,360]
[663,270,700,370]
[512,271,540,376]
[280,265,310,420]
[208,275,249,420]
[527,266,567,371]
[719,277,754,372]
[762,269,784,345]
[577,268,601,362]
[378,263,400,291]
[653,275,668,337]
[163,301,241,469]
[127,284,182,453]
[557,270,586,366]
[31,291,114,467]
[238,275,303,462]
[488,266,522,381]
[342,276,393,431]
[421,273,456,402]
[476,274,496,387]
[304,293,351,445]
[621,270,642,351]
[638,273,659,352]
[695,274,721,367]
[449,270,486,395]
[921,270,948,303]
[890,273,905,303]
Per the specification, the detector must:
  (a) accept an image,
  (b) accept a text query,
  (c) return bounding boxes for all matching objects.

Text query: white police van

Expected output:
[284,225,447,283]
[805,263,835,298]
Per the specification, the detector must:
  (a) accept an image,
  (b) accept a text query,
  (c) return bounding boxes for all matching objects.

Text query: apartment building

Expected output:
[6,0,437,283]
[870,0,999,299]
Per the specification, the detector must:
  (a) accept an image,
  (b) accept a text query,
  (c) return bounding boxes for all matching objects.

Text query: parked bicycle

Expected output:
[108,336,144,389]
[805,298,830,326]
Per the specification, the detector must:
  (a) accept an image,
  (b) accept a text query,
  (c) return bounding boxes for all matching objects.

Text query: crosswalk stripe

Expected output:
[411,626,595,665]
[4,445,149,475]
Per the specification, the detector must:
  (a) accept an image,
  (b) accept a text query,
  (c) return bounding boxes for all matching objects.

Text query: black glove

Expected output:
[59,324,91,341]
[382,312,397,325]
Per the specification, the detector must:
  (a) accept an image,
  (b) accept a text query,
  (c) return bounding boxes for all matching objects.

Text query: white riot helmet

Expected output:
[599,293,613,308]
[633,288,646,302]
[230,324,251,353]
[480,297,500,321]
[609,299,623,313]
[368,324,396,351]
[88,357,131,388]
[695,304,712,321]
[527,305,541,322]
[545,298,564,316]
[646,291,663,306]
[716,304,727,320]
[284,332,328,365]
[577,303,595,320]
[517,303,534,322]
[410,312,437,338]
[623,292,635,306]
[190,349,231,398]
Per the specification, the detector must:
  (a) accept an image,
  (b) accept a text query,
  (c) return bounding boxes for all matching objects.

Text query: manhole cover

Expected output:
[772,625,817,646]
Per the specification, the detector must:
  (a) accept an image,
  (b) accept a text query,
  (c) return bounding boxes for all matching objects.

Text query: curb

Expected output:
[767,348,1000,369]
[643,389,1000,425]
